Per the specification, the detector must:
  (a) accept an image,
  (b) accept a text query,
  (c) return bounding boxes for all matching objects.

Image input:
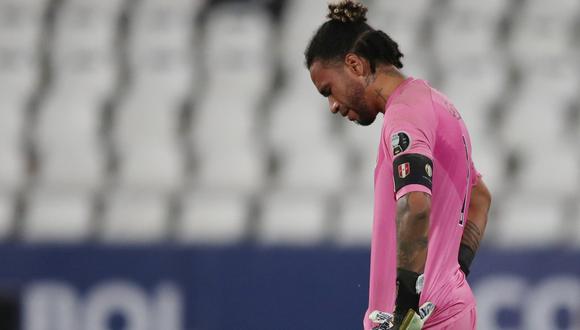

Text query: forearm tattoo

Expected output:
[461,219,483,252]
[396,194,430,272]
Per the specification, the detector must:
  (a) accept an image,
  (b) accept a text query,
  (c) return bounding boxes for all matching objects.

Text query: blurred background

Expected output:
[0,0,579,329]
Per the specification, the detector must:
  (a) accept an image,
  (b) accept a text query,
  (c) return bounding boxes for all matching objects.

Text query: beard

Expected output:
[347,80,376,126]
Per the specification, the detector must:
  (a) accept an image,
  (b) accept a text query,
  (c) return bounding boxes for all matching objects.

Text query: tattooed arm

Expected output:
[396,192,431,273]
[459,177,492,275]
[393,191,431,321]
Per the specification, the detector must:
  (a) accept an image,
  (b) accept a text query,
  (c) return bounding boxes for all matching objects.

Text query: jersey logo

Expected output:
[398,162,410,178]
[425,163,432,177]
[391,131,411,156]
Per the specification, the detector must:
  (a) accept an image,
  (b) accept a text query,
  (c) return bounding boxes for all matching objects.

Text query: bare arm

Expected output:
[396,191,431,273]
[459,176,492,275]
[462,177,492,253]
[393,191,431,322]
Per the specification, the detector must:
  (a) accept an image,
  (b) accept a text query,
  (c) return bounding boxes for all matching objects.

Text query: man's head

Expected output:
[305,0,404,126]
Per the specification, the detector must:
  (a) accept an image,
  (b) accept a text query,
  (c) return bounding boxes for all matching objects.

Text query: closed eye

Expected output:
[320,87,331,98]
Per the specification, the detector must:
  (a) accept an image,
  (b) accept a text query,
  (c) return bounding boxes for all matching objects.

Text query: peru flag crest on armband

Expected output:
[398,162,410,179]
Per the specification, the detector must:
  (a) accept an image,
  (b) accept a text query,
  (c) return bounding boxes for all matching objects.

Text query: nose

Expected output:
[328,97,340,114]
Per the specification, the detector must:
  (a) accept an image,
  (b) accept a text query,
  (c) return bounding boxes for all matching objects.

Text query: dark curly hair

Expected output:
[305,0,404,73]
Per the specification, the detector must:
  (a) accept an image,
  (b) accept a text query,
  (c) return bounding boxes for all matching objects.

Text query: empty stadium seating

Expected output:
[0,0,578,247]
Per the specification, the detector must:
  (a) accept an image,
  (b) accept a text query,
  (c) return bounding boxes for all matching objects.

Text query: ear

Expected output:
[344,53,368,77]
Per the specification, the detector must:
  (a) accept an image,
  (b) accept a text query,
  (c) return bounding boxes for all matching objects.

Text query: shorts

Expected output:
[424,305,477,330]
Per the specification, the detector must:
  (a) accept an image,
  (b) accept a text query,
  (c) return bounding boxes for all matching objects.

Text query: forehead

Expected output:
[309,61,343,88]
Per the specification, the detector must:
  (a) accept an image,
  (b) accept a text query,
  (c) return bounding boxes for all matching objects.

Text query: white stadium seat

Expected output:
[203,3,273,97]
[509,0,578,65]
[279,0,327,72]
[267,85,331,150]
[0,0,49,49]
[0,194,14,239]
[494,195,566,247]
[178,191,248,244]
[276,144,348,195]
[195,147,266,194]
[35,91,106,192]
[116,146,185,194]
[191,88,259,152]
[128,0,200,101]
[471,141,506,197]
[501,97,569,152]
[259,192,328,245]
[515,148,578,198]
[23,188,94,242]
[101,190,169,243]
[433,0,507,61]
[335,192,374,246]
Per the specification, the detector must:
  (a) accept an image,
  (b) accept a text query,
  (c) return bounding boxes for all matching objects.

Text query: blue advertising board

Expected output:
[0,245,577,330]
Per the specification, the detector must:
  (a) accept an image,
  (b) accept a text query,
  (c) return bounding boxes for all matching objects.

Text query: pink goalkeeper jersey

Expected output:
[364,78,480,329]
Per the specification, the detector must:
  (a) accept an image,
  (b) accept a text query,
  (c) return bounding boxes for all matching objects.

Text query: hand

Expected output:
[369,302,435,330]
[397,302,435,330]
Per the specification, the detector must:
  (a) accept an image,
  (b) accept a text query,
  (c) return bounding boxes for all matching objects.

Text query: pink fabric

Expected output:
[364,78,478,329]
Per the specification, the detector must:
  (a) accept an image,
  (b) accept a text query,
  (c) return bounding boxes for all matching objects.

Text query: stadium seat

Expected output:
[23,188,94,242]
[0,0,48,48]
[49,0,122,100]
[0,195,14,240]
[128,0,200,101]
[115,146,185,194]
[276,144,348,195]
[113,94,185,193]
[191,88,259,152]
[279,0,328,72]
[500,97,568,151]
[53,0,124,48]
[494,195,566,247]
[439,57,508,143]
[35,91,106,192]
[203,3,273,98]
[432,0,507,61]
[509,0,578,65]
[0,148,25,194]
[101,190,169,243]
[259,192,328,245]
[342,116,382,190]
[515,56,580,105]
[267,80,332,151]
[342,112,383,153]
[369,0,432,23]
[178,191,248,244]
[195,147,266,194]
[471,142,506,197]
[335,192,374,246]
[515,148,578,198]
[0,44,38,152]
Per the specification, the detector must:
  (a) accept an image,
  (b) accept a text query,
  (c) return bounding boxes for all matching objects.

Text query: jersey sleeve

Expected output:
[383,104,437,200]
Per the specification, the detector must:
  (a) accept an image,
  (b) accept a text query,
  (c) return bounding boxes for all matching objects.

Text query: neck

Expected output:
[370,68,407,114]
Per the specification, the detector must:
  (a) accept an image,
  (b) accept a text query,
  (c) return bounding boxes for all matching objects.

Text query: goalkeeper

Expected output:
[304,1,492,329]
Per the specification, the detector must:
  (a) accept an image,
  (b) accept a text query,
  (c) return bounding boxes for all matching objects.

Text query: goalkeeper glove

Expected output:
[458,244,475,276]
[369,302,435,330]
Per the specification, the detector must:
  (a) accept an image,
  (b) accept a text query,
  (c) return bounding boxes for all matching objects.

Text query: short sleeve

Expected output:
[384,104,436,200]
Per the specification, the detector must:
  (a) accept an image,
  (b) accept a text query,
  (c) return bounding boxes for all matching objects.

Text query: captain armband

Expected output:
[393,153,434,194]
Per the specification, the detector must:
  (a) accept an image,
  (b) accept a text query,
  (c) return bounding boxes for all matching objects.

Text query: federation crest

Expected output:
[398,162,410,178]
[391,131,411,156]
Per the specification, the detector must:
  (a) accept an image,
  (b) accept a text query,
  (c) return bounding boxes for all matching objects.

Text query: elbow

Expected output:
[481,185,492,212]
[397,192,432,221]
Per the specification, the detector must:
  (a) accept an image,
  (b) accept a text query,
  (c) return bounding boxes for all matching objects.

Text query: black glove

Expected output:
[394,268,421,323]
[458,244,476,276]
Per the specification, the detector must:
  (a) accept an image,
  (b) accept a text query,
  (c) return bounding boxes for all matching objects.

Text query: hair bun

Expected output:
[327,0,368,23]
